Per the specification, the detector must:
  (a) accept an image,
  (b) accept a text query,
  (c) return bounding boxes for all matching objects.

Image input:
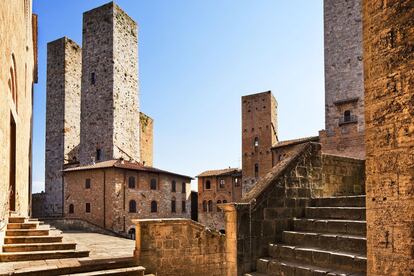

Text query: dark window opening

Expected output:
[96,148,102,161]
[344,110,351,122]
[254,137,259,148]
[171,198,176,213]
[208,200,213,213]
[202,200,207,212]
[86,203,91,213]
[151,201,158,213]
[85,179,91,189]
[255,163,259,178]
[182,201,186,213]
[234,178,240,187]
[129,200,137,213]
[171,180,176,192]
[150,178,157,190]
[128,228,136,240]
[205,180,211,190]
[223,200,227,204]
[128,176,136,189]
[217,200,222,212]
[69,204,74,214]
[181,182,186,193]
[219,179,225,189]
[91,72,96,85]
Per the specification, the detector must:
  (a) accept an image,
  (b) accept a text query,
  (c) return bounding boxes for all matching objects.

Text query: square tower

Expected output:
[320,0,365,159]
[241,91,278,195]
[79,2,140,164]
[45,37,82,216]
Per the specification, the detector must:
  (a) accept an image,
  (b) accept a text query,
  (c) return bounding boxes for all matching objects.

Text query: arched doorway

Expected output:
[128,227,136,240]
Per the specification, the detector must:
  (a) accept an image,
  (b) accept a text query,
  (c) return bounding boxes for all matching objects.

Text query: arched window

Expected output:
[202,200,207,212]
[171,180,176,192]
[150,178,157,190]
[205,180,211,190]
[208,200,213,213]
[254,137,259,148]
[181,182,186,193]
[171,197,176,213]
[216,200,222,212]
[128,228,136,240]
[129,200,137,213]
[128,176,136,189]
[344,110,351,122]
[69,204,74,214]
[151,201,157,213]
[223,200,227,204]
[255,163,259,178]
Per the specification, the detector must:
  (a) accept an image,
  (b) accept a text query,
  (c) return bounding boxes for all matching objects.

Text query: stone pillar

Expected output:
[221,203,238,276]
[363,1,414,274]
[132,219,141,260]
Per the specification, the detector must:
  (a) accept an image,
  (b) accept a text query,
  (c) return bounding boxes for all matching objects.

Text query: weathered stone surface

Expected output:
[139,112,153,167]
[363,0,414,274]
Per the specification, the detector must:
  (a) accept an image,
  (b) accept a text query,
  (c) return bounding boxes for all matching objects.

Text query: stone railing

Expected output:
[133,218,231,276]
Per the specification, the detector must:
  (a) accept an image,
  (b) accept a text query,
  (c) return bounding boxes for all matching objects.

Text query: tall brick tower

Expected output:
[241,91,278,195]
[79,2,140,165]
[319,0,365,159]
[44,37,82,216]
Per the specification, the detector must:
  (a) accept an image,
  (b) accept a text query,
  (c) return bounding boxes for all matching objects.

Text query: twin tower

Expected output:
[44,2,153,216]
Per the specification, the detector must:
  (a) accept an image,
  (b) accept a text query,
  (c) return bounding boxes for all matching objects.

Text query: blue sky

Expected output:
[32,0,324,192]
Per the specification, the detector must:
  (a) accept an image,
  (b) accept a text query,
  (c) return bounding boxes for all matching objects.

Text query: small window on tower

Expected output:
[255,163,259,178]
[205,180,211,190]
[219,179,225,189]
[91,72,96,85]
[254,137,259,148]
[69,204,74,214]
[85,179,91,189]
[96,149,102,161]
[344,110,351,122]
[86,203,91,213]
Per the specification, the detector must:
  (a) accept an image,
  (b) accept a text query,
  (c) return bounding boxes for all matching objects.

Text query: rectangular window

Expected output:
[219,179,225,189]
[234,177,240,187]
[181,182,186,193]
[86,203,91,213]
[171,200,176,213]
[182,201,186,213]
[85,179,91,189]
[255,164,259,178]
[91,72,96,85]
[96,149,102,161]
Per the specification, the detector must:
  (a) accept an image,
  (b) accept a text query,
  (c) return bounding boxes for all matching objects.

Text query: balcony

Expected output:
[339,115,358,126]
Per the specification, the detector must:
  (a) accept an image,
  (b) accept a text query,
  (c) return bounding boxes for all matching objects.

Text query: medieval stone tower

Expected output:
[79,2,140,164]
[44,38,82,216]
[241,91,278,195]
[319,0,365,159]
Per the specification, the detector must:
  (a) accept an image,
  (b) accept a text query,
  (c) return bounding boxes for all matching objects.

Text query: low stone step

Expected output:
[2,242,76,252]
[5,229,49,236]
[66,266,145,276]
[8,217,26,223]
[4,235,63,244]
[256,257,364,276]
[7,222,39,229]
[244,272,268,276]
[293,218,366,236]
[305,207,366,220]
[311,196,366,207]
[0,250,89,262]
[268,243,366,273]
[282,231,366,255]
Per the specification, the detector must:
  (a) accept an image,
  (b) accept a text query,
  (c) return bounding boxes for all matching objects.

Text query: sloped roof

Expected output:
[272,136,320,149]
[197,168,241,178]
[63,159,193,180]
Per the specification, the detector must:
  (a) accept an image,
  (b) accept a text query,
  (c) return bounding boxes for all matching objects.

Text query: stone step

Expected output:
[7,222,39,229]
[66,266,146,276]
[311,196,366,207]
[268,243,366,273]
[8,217,26,223]
[305,207,366,220]
[2,242,77,252]
[293,218,366,236]
[282,231,366,255]
[244,273,268,276]
[0,250,89,262]
[4,235,63,244]
[5,229,49,236]
[256,257,364,276]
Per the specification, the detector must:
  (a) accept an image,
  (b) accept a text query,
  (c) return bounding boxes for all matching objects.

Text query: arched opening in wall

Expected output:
[128,228,136,240]
[216,200,222,212]
[219,229,226,234]
[202,200,207,212]
[69,204,74,214]
[128,176,136,189]
[344,110,351,122]
[171,197,176,213]
[129,200,137,213]
[207,200,213,213]
[223,200,227,204]
[150,178,157,190]
[150,200,157,213]
[205,180,211,190]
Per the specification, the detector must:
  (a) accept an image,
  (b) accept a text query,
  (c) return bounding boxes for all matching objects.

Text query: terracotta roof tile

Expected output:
[272,136,319,149]
[197,168,241,178]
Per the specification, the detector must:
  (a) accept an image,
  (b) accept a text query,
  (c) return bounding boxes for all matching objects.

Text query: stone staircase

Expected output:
[0,216,89,262]
[246,195,367,276]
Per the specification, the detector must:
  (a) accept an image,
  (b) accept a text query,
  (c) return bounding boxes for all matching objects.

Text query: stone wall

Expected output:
[32,192,46,218]
[322,0,365,159]
[363,1,414,274]
[134,218,227,276]
[0,0,37,224]
[321,154,365,196]
[44,37,81,216]
[64,167,191,237]
[242,91,278,195]
[139,112,153,167]
[79,2,140,165]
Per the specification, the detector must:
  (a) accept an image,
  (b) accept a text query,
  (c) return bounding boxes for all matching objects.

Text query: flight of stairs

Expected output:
[0,216,89,262]
[246,195,367,276]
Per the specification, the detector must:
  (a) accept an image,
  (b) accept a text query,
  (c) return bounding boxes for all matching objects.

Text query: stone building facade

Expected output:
[64,160,192,237]
[79,2,140,165]
[197,168,242,231]
[139,112,153,167]
[363,1,414,274]
[0,0,37,227]
[241,91,278,195]
[44,37,81,216]
[319,0,365,159]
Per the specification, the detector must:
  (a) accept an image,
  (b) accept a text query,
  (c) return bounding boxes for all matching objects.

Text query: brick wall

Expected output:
[134,218,227,276]
[363,1,414,274]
